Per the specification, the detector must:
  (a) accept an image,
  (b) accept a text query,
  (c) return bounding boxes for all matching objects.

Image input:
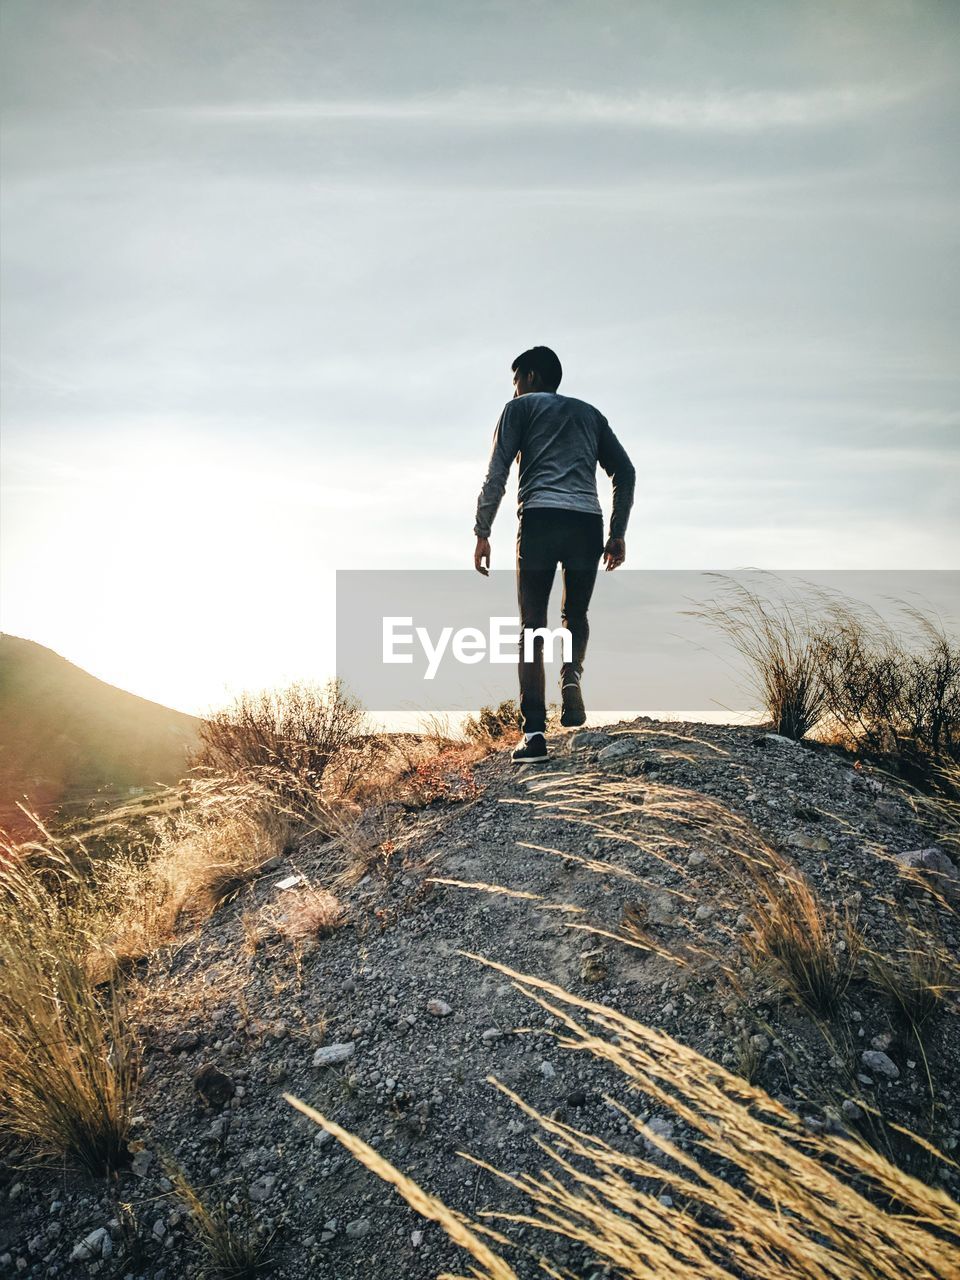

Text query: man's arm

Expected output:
[473,401,524,569]
[597,417,636,541]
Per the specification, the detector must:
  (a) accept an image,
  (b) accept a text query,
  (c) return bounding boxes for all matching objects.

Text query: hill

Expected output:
[0,634,199,837]
[1,718,957,1277]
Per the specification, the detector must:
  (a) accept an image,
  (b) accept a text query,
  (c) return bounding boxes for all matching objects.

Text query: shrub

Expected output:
[191,680,384,821]
[463,699,523,744]
[817,602,960,775]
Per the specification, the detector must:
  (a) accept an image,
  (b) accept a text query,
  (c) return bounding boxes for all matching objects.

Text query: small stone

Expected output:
[661,1002,677,1018]
[643,1116,674,1151]
[861,1050,899,1079]
[411,1229,424,1247]
[750,1034,770,1053]
[70,1228,109,1262]
[649,895,677,924]
[694,904,714,922]
[569,731,609,751]
[686,851,706,868]
[787,832,831,853]
[249,1175,276,1203]
[193,1063,235,1108]
[426,999,452,1017]
[566,1089,588,1108]
[131,1148,153,1178]
[152,1218,166,1240]
[345,1218,371,1239]
[540,1060,556,1080]
[481,1028,502,1043]
[171,1030,201,1053]
[580,950,607,983]
[842,1099,863,1121]
[313,1042,356,1067]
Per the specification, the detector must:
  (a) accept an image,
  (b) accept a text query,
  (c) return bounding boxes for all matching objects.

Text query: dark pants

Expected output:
[516,508,604,734]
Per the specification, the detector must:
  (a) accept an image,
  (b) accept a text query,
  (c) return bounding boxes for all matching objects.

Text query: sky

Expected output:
[1,0,958,716]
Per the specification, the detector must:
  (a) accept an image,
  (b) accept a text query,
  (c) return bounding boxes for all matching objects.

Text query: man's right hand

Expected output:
[474,536,491,576]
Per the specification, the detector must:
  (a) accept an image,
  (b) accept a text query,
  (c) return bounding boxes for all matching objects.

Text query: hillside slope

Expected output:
[2,718,958,1277]
[0,634,199,836]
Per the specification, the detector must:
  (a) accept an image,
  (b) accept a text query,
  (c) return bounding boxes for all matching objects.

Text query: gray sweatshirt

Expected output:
[473,391,636,540]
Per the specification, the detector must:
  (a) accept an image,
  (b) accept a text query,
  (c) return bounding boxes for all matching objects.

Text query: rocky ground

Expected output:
[2,718,959,1279]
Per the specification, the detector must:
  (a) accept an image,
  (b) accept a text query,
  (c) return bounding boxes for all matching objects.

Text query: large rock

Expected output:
[597,737,641,766]
[861,1050,899,1080]
[312,1042,356,1067]
[895,847,959,901]
[569,731,610,752]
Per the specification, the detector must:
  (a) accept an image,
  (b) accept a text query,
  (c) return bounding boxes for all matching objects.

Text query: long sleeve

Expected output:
[473,400,524,537]
[597,417,636,540]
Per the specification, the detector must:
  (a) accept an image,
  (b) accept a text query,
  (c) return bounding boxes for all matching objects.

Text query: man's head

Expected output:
[511,346,562,397]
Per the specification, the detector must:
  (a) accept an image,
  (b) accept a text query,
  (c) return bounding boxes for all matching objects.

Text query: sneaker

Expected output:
[560,676,586,727]
[511,733,549,763]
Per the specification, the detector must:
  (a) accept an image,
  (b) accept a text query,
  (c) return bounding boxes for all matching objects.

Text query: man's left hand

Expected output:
[603,537,626,570]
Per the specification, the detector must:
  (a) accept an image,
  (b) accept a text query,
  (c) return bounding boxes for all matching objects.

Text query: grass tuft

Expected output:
[168,1165,276,1279]
[741,856,861,1016]
[0,844,138,1174]
[687,572,827,739]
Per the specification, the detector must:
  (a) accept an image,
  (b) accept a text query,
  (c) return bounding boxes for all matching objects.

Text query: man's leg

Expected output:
[516,512,560,735]
[559,514,605,713]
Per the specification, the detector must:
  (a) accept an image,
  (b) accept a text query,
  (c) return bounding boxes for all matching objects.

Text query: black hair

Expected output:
[512,346,562,392]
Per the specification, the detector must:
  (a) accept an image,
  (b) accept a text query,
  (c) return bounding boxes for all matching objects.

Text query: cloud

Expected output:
[168,82,918,132]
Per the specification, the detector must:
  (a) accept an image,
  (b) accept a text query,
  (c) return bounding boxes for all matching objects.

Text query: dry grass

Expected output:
[687,573,828,739]
[912,759,960,861]
[463,699,524,745]
[0,771,296,1174]
[0,842,138,1174]
[817,601,960,773]
[282,750,959,1277]
[283,1100,516,1280]
[740,853,862,1016]
[168,1165,276,1279]
[86,772,297,969]
[191,678,386,822]
[271,884,346,940]
[463,699,563,749]
[865,924,957,1036]
[287,958,960,1280]
[688,576,960,775]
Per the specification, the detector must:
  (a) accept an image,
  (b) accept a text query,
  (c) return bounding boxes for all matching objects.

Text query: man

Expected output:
[473,346,635,763]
